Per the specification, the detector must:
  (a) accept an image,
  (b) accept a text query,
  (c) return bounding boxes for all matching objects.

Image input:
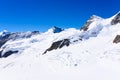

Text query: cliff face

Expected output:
[113,35,120,43]
[111,12,120,25]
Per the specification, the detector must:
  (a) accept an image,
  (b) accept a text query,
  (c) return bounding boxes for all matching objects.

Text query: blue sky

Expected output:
[0,0,120,32]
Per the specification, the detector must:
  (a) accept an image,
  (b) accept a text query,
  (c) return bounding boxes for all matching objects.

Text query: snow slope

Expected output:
[0,12,120,80]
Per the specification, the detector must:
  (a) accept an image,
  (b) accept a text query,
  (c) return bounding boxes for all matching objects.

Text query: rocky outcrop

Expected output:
[80,17,94,31]
[0,50,18,58]
[43,39,70,54]
[80,15,101,31]
[53,26,63,33]
[113,35,120,43]
[111,12,120,25]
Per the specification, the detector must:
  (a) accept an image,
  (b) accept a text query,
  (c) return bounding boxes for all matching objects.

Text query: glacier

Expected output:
[0,12,120,80]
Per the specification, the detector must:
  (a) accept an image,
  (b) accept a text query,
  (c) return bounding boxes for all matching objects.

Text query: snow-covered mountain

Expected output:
[0,12,120,80]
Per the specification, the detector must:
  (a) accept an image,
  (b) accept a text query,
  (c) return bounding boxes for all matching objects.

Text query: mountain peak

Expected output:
[90,15,103,20]
[47,26,63,33]
[52,26,63,33]
[0,30,10,37]
[80,15,103,31]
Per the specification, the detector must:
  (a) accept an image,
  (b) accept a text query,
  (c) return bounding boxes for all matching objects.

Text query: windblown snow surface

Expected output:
[0,13,120,80]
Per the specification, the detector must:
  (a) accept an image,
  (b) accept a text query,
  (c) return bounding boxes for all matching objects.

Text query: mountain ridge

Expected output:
[0,11,120,57]
[0,11,120,80]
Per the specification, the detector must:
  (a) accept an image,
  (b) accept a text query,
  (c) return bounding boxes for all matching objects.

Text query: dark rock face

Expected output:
[3,50,18,58]
[0,50,3,58]
[113,35,120,43]
[111,12,120,25]
[53,26,63,33]
[43,39,70,54]
[80,16,96,31]
[0,50,18,58]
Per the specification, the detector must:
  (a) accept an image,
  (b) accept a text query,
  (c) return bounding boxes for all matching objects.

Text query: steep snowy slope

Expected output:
[0,12,120,80]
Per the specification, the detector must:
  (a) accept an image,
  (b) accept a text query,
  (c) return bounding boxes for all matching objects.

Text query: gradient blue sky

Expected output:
[0,0,120,32]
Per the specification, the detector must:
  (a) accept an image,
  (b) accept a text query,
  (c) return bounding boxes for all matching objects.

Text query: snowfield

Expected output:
[0,12,120,80]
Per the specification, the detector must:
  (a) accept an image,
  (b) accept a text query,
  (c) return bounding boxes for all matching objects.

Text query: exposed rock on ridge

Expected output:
[111,12,120,25]
[43,39,70,54]
[113,35,120,43]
